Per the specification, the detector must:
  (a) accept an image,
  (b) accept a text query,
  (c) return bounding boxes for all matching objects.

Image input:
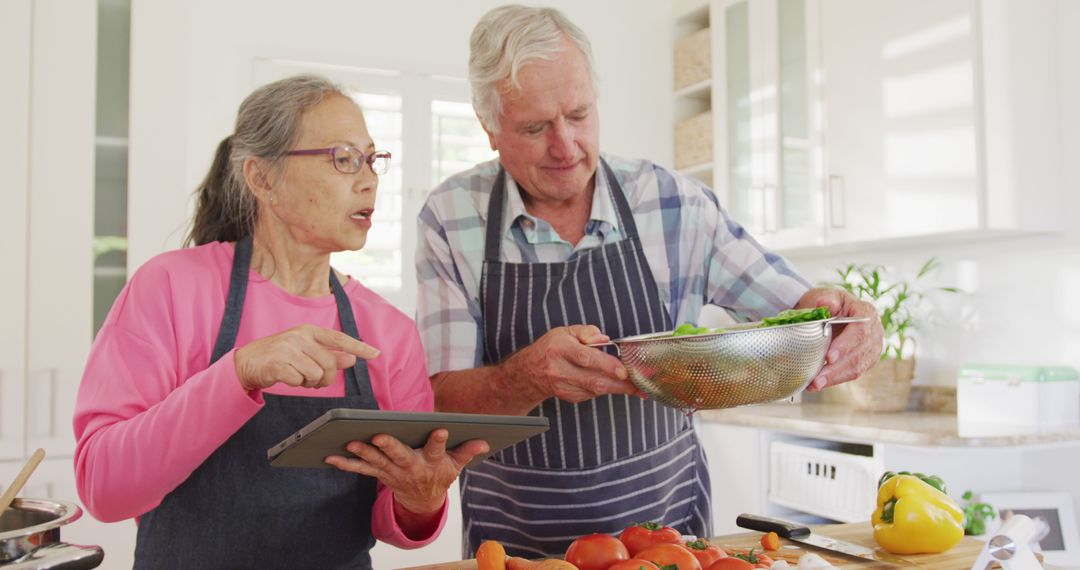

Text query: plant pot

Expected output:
[822,357,915,412]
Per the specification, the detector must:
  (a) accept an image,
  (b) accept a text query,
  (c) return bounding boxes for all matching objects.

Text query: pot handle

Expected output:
[6,543,104,570]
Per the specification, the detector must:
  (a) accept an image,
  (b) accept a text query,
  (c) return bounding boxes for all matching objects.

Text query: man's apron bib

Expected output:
[461,161,712,558]
[134,236,381,570]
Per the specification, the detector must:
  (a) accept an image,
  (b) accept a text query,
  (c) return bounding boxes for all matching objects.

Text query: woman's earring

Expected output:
[268,192,276,206]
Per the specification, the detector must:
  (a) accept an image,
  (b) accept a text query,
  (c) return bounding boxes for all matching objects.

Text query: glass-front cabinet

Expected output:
[678,0,1061,253]
[94,0,130,334]
[718,0,823,248]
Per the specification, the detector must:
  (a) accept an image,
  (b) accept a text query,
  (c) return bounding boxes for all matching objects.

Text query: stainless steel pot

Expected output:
[0,499,102,569]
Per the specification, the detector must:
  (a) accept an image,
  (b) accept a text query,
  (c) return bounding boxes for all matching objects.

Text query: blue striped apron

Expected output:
[461,160,712,559]
[134,236,380,569]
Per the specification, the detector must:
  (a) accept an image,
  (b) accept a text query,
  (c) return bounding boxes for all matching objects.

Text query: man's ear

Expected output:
[478,114,498,152]
[242,157,272,197]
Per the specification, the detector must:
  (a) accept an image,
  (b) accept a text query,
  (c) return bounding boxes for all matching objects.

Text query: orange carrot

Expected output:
[477,540,507,570]
[761,531,781,551]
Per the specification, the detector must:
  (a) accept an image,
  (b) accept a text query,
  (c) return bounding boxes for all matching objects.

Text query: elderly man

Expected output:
[416,4,883,559]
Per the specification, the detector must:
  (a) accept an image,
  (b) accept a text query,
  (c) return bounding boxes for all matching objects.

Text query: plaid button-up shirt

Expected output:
[415,154,811,375]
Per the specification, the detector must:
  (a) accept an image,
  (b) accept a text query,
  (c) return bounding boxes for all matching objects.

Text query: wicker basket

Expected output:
[674,111,713,169]
[674,28,711,89]
[822,357,915,412]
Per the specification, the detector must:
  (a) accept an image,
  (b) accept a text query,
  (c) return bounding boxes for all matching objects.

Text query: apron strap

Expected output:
[330,271,378,404]
[209,236,377,405]
[483,169,509,263]
[209,236,253,365]
[483,158,641,263]
[599,160,641,240]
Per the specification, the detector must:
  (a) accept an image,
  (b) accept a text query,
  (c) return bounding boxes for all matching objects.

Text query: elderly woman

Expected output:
[73,75,487,569]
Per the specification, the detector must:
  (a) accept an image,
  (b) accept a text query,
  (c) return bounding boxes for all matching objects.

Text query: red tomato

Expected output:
[635,543,702,570]
[564,534,629,570]
[619,522,684,557]
[683,539,727,568]
[607,559,662,570]
[707,558,754,570]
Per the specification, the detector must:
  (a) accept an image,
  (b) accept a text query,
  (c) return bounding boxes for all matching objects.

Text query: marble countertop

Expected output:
[695,402,1080,447]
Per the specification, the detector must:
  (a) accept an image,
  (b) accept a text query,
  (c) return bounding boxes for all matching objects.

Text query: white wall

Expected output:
[128,0,673,271]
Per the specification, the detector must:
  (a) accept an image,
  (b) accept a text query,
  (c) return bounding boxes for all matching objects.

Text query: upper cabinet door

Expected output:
[821,0,981,244]
[817,0,1061,248]
[0,0,31,462]
[717,0,823,248]
[25,0,97,457]
[688,0,1061,254]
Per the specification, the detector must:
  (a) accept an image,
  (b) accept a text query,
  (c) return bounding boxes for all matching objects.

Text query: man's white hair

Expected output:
[469,4,598,133]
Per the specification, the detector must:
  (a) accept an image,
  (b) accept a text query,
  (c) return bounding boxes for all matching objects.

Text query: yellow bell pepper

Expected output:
[872,474,965,554]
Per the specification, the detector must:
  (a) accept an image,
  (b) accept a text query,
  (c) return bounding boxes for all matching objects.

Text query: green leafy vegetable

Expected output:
[961,490,996,536]
[670,307,832,338]
[760,306,831,326]
[672,323,711,336]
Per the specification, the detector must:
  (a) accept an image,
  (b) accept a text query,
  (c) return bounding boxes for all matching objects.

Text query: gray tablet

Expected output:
[267,408,549,469]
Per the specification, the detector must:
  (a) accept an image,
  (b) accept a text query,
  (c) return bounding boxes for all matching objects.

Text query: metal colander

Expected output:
[593,317,867,411]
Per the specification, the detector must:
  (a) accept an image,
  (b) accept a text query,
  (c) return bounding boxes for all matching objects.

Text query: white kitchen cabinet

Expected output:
[0,0,139,565]
[0,0,32,463]
[718,0,823,248]
[675,0,1063,253]
[0,0,96,462]
[695,422,771,535]
[816,0,1061,250]
[672,0,824,249]
[26,0,97,461]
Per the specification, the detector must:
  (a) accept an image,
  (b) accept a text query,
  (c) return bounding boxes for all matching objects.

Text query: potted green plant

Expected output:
[821,258,959,412]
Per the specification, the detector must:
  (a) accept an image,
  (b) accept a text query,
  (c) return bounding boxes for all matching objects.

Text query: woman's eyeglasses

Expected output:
[285,146,392,175]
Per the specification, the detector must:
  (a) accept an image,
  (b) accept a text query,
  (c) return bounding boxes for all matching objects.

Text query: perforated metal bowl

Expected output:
[595,317,866,411]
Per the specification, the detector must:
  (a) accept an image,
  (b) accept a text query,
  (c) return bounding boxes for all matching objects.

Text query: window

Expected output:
[431,99,494,186]
[333,92,404,292]
[253,60,496,314]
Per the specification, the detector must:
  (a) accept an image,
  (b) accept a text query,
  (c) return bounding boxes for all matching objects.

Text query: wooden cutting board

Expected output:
[402,522,988,570]
[715,521,986,569]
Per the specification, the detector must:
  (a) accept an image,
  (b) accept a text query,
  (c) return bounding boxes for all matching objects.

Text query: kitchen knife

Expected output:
[736,514,918,567]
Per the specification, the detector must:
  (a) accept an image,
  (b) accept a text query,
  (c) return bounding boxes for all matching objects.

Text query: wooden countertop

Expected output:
[403,521,987,569]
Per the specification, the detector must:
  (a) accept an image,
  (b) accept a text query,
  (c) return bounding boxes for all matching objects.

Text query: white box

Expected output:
[957,365,1080,431]
[768,440,881,523]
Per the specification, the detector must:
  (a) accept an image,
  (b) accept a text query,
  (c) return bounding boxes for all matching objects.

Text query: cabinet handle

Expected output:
[828,175,846,229]
[764,185,777,233]
[30,369,57,439]
[749,186,766,234]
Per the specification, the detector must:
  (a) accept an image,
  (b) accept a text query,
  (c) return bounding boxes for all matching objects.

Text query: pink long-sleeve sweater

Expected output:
[73,241,446,549]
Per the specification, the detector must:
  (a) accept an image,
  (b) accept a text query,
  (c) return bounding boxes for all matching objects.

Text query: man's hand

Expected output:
[795,287,883,391]
[500,324,642,404]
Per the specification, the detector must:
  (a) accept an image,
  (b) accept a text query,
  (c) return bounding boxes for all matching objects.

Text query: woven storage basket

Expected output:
[674,28,711,89]
[822,357,915,412]
[674,111,713,169]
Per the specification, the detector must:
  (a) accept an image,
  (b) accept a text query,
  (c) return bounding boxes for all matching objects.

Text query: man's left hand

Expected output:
[795,287,883,391]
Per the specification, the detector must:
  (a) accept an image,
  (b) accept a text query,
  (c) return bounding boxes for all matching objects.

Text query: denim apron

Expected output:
[134,236,381,569]
[460,160,712,558]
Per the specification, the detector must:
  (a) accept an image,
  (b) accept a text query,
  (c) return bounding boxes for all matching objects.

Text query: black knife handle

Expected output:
[736,514,811,539]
